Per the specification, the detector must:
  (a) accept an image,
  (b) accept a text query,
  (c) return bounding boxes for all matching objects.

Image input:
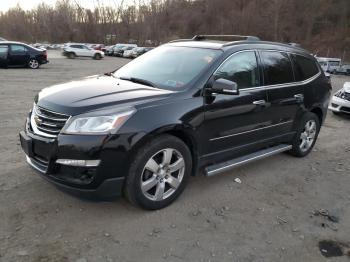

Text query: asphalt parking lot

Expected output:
[0,51,350,262]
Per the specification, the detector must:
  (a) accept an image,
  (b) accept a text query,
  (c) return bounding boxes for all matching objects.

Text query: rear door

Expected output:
[259,50,305,137]
[0,44,8,67]
[81,45,93,57]
[70,45,84,56]
[8,44,29,66]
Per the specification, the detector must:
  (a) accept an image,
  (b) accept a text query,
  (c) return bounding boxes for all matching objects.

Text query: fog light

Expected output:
[56,159,101,167]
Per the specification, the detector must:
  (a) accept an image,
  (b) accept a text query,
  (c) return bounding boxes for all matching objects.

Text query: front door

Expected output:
[200,51,270,163]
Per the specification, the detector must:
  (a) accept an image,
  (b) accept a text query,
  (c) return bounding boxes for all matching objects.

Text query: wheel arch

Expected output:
[310,106,324,124]
[128,125,199,176]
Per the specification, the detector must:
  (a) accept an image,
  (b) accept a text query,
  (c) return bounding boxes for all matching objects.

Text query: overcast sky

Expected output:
[0,0,133,11]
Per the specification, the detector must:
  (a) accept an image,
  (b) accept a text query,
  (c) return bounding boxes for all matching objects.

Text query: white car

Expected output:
[329,82,350,114]
[62,43,104,60]
[123,47,137,58]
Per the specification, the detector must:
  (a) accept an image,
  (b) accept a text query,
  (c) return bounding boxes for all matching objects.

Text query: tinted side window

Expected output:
[10,45,27,53]
[0,45,8,59]
[214,51,260,89]
[260,51,294,85]
[71,45,82,49]
[291,54,319,81]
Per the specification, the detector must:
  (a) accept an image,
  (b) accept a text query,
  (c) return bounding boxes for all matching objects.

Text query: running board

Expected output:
[205,144,292,176]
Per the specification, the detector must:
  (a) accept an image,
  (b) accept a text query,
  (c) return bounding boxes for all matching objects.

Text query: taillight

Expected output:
[43,50,47,59]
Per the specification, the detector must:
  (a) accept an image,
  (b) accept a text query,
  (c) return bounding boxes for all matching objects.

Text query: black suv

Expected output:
[19,35,331,209]
[0,41,48,69]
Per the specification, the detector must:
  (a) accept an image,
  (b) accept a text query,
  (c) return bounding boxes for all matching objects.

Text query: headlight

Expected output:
[62,107,136,135]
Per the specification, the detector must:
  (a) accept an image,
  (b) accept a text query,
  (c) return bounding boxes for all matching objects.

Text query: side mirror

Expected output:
[211,78,239,95]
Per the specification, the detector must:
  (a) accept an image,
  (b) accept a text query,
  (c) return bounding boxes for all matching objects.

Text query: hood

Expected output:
[36,75,174,115]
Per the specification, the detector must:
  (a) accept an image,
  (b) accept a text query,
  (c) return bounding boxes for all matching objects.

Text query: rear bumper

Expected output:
[41,60,49,64]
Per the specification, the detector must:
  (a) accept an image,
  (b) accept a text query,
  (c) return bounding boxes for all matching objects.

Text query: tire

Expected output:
[68,52,76,59]
[93,53,102,60]
[289,112,320,157]
[28,59,40,69]
[125,135,192,210]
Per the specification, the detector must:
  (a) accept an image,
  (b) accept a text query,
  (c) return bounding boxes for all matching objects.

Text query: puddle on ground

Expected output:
[319,240,344,258]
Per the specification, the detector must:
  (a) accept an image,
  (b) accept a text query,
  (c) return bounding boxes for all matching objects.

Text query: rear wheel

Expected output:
[289,112,320,157]
[68,52,76,59]
[28,59,39,69]
[125,135,192,210]
[93,53,102,60]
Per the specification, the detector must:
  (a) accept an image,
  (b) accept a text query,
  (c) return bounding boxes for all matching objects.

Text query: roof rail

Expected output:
[192,35,260,42]
[168,38,194,43]
[288,42,301,47]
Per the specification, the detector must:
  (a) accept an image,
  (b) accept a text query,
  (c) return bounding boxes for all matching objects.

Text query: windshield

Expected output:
[113,46,221,89]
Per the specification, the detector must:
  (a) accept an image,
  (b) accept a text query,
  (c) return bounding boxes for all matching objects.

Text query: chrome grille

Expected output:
[30,104,70,137]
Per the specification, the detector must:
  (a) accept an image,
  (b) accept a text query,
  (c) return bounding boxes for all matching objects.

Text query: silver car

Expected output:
[329,82,350,114]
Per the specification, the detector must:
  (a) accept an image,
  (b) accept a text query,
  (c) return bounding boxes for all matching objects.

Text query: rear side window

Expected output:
[291,54,319,81]
[260,51,294,85]
[214,51,260,89]
[10,45,27,53]
[71,45,82,49]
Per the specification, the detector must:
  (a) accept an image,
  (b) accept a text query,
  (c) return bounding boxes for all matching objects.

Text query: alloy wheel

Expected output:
[299,120,317,152]
[29,59,39,69]
[141,148,185,201]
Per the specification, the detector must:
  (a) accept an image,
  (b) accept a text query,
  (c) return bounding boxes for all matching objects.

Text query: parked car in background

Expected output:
[32,43,49,50]
[19,35,331,209]
[113,44,137,57]
[123,47,137,58]
[92,44,105,51]
[62,43,104,60]
[316,57,342,73]
[105,45,115,56]
[329,82,350,114]
[334,64,350,75]
[0,41,48,69]
[131,47,154,58]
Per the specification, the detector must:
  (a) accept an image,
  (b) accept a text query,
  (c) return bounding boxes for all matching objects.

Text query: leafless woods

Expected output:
[0,0,349,58]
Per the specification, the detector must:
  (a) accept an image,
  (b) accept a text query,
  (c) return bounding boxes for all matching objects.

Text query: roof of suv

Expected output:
[167,35,310,55]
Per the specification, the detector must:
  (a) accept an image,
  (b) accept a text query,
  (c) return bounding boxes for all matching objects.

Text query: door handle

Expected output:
[294,94,304,102]
[253,100,266,105]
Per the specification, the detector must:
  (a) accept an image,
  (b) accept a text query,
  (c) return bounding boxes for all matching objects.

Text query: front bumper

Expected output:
[19,118,129,200]
[25,155,124,199]
[328,96,350,114]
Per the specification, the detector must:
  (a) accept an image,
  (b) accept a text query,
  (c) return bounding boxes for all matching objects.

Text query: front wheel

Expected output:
[125,135,192,210]
[289,112,320,157]
[28,59,39,69]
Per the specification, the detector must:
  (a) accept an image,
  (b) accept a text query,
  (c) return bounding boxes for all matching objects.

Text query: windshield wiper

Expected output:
[119,76,156,87]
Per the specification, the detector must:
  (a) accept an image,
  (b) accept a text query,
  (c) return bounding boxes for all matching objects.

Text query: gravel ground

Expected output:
[0,51,350,262]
